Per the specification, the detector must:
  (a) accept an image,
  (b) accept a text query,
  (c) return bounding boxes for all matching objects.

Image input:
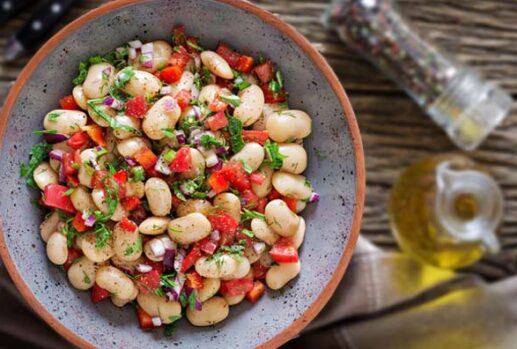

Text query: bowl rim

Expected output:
[0,0,365,348]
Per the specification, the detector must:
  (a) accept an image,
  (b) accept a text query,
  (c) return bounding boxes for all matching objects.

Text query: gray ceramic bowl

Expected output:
[0,1,364,348]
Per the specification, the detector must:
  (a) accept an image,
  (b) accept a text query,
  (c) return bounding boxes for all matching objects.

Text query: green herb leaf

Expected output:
[83,271,92,285]
[47,112,62,122]
[160,273,177,289]
[114,66,135,90]
[241,208,266,223]
[124,236,142,256]
[32,129,57,135]
[242,229,254,238]
[220,94,241,107]
[63,188,75,196]
[73,62,88,85]
[87,99,142,136]
[162,128,176,139]
[186,41,204,52]
[264,140,286,169]
[20,141,52,189]
[173,182,187,202]
[239,160,253,174]
[130,166,145,182]
[200,134,223,149]
[227,116,245,153]
[94,224,111,248]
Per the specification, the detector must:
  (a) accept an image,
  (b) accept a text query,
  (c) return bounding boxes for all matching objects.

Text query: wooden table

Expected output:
[1,0,516,279]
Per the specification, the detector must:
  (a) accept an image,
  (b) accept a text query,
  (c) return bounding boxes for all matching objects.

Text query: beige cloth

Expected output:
[1,237,517,348]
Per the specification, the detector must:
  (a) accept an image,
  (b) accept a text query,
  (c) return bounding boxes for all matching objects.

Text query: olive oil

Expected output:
[389,155,503,269]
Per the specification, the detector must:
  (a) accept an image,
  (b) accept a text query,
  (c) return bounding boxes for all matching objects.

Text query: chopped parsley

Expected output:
[186,41,204,52]
[32,129,57,135]
[115,66,135,89]
[240,208,265,223]
[63,188,75,196]
[242,229,254,238]
[20,141,52,189]
[94,224,111,248]
[83,271,92,285]
[240,160,253,174]
[304,178,312,188]
[220,94,241,107]
[233,74,251,91]
[227,116,245,153]
[87,99,142,136]
[314,148,327,161]
[199,134,223,149]
[268,69,284,97]
[161,128,175,139]
[264,140,286,169]
[172,182,187,202]
[160,273,177,289]
[72,62,89,85]
[130,166,145,182]
[123,236,142,256]
[47,112,62,122]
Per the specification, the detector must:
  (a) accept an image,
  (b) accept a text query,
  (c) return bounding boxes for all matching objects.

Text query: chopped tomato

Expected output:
[136,269,160,295]
[219,278,254,297]
[208,96,228,113]
[144,257,164,275]
[91,170,108,190]
[119,217,138,233]
[174,89,192,111]
[169,45,190,68]
[83,125,107,147]
[171,193,183,208]
[185,271,204,289]
[256,197,267,214]
[249,171,265,185]
[205,111,228,131]
[122,196,141,211]
[207,210,239,239]
[172,25,187,46]
[125,96,147,118]
[216,42,241,67]
[91,283,110,304]
[59,95,79,110]
[67,132,89,150]
[66,175,80,188]
[242,130,269,145]
[72,212,88,233]
[251,262,269,280]
[64,248,82,271]
[221,161,250,191]
[269,238,299,263]
[246,280,266,303]
[129,206,148,226]
[240,189,259,210]
[235,55,254,74]
[283,197,297,212]
[180,246,202,273]
[267,188,282,201]
[159,65,183,84]
[43,184,76,213]
[170,147,192,173]
[261,83,287,103]
[215,77,234,90]
[134,147,158,171]
[254,60,274,83]
[198,237,218,255]
[207,171,230,194]
[62,153,77,176]
[136,307,155,330]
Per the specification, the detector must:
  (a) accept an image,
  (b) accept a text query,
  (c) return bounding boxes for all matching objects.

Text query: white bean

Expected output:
[72,85,88,110]
[70,186,97,212]
[137,293,182,323]
[176,199,213,218]
[46,232,68,265]
[200,51,233,79]
[244,247,261,264]
[223,294,245,306]
[67,257,97,290]
[111,288,138,307]
[265,199,300,237]
[33,162,58,191]
[278,143,307,174]
[113,115,142,140]
[186,296,229,327]
[132,40,173,73]
[266,110,312,142]
[116,137,150,158]
[168,213,211,245]
[272,172,312,200]
[170,71,195,95]
[198,84,221,105]
[251,165,273,198]
[179,148,205,180]
[43,109,87,135]
[195,255,238,279]
[113,220,142,261]
[198,278,221,302]
[77,231,114,263]
[142,96,181,140]
[78,148,107,188]
[265,261,301,290]
[126,181,145,199]
[231,143,265,172]
[83,63,115,99]
[111,255,146,274]
[120,69,162,98]
[40,211,60,242]
[292,217,306,249]
[221,257,250,280]
[251,218,279,245]
[96,266,136,300]
[296,200,307,213]
[145,177,172,216]
[213,193,241,222]
[233,85,265,126]
[253,103,285,131]
[139,216,171,235]
[87,104,116,128]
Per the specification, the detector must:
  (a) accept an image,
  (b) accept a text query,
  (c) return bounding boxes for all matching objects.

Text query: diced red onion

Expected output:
[163,249,175,273]
[166,273,185,301]
[124,157,137,167]
[174,249,187,273]
[166,289,179,302]
[210,230,220,242]
[206,160,223,174]
[49,149,64,161]
[136,264,153,273]
[84,214,96,228]
[95,146,103,152]
[128,47,137,60]
[104,97,124,110]
[175,130,186,145]
[58,164,66,184]
[141,52,154,68]
[163,98,178,112]
[309,192,320,203]
[104,97,114,105]
[192,106,202,120]
[155,155,172,176]
[43,133,68,143]
[204,150,219,168]
[128,40,143,49]
[253,242,266,255]
[207,189,217,199]
[215,146,229,155]
[151,317,162,327]
[160,86,173,95]
[195,298,202,311]
[149,239,166,258]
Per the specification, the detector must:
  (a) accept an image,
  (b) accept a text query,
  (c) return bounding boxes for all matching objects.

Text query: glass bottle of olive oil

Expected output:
[389,154,503,269]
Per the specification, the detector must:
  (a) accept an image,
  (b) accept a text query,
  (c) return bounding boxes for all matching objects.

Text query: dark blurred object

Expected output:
[0,0,32,23]
[4,0,77,61]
